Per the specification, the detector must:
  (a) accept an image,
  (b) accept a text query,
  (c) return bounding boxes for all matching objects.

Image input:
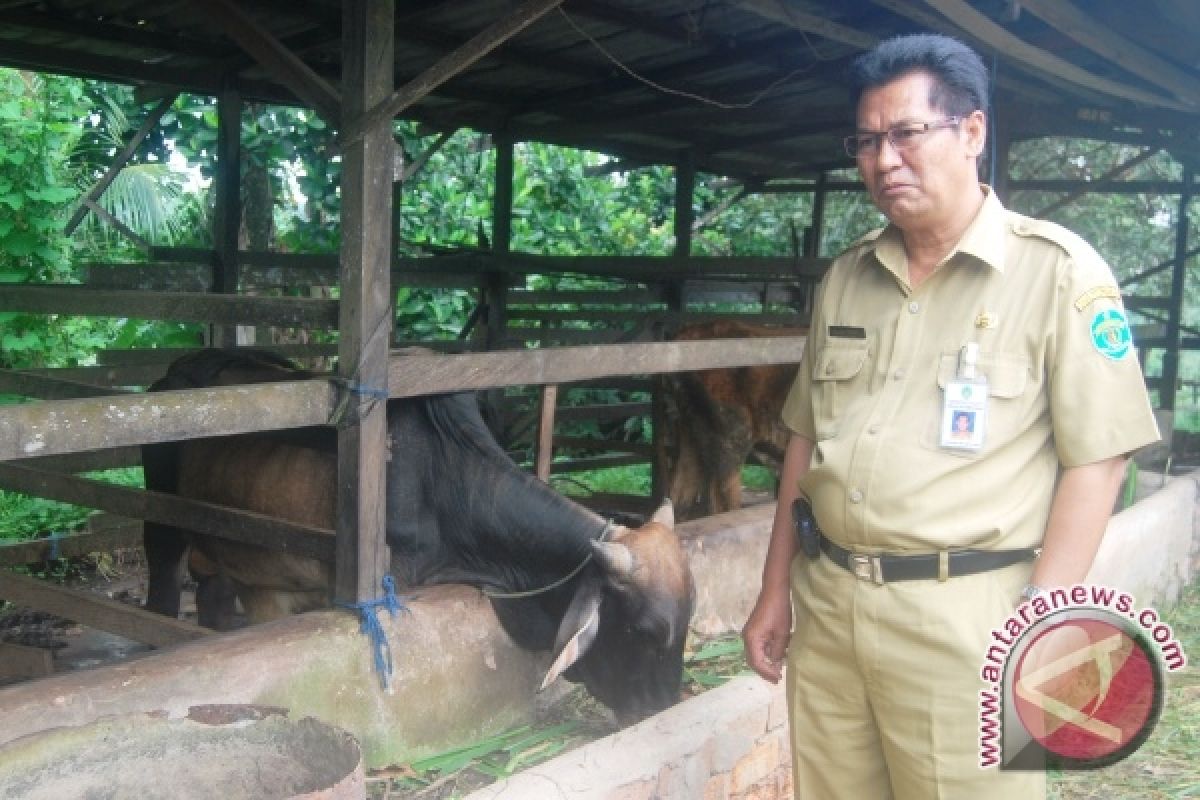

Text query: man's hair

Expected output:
[847,34,989,118]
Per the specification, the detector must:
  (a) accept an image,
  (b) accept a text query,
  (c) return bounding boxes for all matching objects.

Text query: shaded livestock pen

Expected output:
[0,0,1198,793]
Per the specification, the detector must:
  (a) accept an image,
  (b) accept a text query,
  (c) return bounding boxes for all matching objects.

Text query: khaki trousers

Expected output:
[786,553,1046,799]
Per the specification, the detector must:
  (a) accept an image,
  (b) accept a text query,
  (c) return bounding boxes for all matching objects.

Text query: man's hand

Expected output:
[742,587,793,684]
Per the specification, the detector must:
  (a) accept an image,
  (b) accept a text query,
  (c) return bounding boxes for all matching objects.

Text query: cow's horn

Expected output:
[591,540,636,578]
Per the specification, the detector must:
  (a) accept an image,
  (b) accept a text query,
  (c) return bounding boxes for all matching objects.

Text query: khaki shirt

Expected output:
[782,188,1159,552]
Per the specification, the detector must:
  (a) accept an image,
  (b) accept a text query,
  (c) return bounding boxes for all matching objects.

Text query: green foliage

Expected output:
[0,70,88,284]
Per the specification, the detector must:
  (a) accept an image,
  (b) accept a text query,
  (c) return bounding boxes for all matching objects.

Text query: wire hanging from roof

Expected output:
[556,8,816,111]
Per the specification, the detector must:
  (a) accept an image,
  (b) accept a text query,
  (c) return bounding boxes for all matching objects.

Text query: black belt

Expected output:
[818,533,1038,584]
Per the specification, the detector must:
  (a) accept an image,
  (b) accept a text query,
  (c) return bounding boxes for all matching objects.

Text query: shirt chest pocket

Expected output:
[811,340,871,439]
[928,351,1034,454]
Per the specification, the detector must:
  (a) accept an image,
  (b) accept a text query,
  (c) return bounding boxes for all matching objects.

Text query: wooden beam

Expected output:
[1034,148,1160,218]
[731,0,878,50]
[0,380,336,462]
[916,0,1193,112]
[64,94,177,234]
[0,464,336,562]
[0,285,339,328]
[191,0,341,123]
[0,369,131,401]
[346,0,563,142]
[0,569,208,647]
[13,446,142,474]
[1016,0,1200,109]
[387,336,807,397]
[83,199,152,251]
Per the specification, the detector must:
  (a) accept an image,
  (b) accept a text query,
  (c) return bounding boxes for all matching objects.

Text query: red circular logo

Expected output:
[1012,616,1161,765]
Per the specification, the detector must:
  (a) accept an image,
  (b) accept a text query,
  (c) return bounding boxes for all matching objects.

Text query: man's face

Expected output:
[855,70,984,231]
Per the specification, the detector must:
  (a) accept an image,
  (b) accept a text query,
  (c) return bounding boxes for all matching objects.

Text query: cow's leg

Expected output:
[187,546,240,630]
[142,522,188,618]
[142,440,187,618]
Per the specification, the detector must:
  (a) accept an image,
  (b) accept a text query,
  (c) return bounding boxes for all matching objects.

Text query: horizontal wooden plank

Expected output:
[388,337,806,397]
[552,435,655,457]
[556,402,651,422]
[145,247,830,282]
[15,364,174,388]
[13,446,142,473]
[2,341,798,462]
[0,380,336,462]
[0,369,131,401]
[0,285,339,328]
[0,464,336,562]
[547,453,647,473]
[82,262,480,292]
[97,344,340,367]
[509,289,663,306]
[0,569,208,647]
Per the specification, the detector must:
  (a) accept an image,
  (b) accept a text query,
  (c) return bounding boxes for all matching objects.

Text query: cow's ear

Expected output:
[650,498,674,528]
[591,540,636,579]
[540,581,602,691]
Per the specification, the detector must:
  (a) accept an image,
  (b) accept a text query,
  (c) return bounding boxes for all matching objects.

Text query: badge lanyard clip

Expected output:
[940,343,988,451]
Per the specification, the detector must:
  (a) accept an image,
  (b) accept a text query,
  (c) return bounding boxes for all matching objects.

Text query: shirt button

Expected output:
[894,368,906,380]
[908,301,920,313]
[849,489,864,503]
[868,424,880,434]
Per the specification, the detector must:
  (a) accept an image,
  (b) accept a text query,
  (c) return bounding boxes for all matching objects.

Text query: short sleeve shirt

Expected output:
[782,188,1159,552]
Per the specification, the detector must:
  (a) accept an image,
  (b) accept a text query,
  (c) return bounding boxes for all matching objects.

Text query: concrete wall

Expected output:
[465,676,792,800]
[1089,470,1199,608]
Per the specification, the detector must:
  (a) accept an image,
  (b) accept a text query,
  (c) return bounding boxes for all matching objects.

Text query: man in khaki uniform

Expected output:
[742,34,1159,799]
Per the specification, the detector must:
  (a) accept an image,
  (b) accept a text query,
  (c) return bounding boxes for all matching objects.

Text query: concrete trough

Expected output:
[0,505,775,767]
[0,473,1194,798]
[0,704,365,800]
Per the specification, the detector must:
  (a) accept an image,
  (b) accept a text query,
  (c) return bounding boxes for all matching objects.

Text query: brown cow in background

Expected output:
[661,320,806,521]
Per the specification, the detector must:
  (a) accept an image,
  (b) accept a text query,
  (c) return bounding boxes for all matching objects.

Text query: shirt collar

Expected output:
[868,185,1008,280]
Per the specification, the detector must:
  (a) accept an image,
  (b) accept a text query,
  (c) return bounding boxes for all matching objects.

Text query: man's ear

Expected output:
[963,109,987,159]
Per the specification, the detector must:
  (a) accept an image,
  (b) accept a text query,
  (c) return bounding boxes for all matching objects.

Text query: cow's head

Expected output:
[540,500,695,724]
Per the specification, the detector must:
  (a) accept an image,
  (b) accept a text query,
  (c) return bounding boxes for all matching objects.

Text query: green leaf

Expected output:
[2,231,38,256]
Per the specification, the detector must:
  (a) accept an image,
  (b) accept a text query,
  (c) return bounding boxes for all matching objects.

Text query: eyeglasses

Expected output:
[843,117,962,159]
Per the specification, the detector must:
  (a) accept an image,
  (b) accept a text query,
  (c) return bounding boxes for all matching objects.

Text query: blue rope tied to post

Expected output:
[338,575,408,692]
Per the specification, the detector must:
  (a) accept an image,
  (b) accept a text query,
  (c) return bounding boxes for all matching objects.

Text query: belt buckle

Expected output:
[849,553,884,584]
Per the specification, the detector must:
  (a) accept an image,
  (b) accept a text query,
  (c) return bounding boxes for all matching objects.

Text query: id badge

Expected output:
[940,378,988,451]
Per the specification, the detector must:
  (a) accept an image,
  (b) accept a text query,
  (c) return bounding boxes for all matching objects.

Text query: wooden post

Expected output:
[484,132,514,352]
[534,384,558,481]
[212,83,244,347]
[335,0,393,606]
[654,150,696,502]
[1160,166,1193,411]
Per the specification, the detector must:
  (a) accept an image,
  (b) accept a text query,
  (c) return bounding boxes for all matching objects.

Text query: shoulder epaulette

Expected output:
[1008,213,1095,260]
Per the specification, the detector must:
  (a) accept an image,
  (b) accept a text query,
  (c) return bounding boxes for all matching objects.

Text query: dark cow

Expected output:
[663,320,806,521]
[142,349,694,722]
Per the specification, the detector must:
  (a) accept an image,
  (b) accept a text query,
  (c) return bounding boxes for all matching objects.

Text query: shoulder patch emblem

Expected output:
[1074,285,1121,312]
[1090,308,1132,360]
